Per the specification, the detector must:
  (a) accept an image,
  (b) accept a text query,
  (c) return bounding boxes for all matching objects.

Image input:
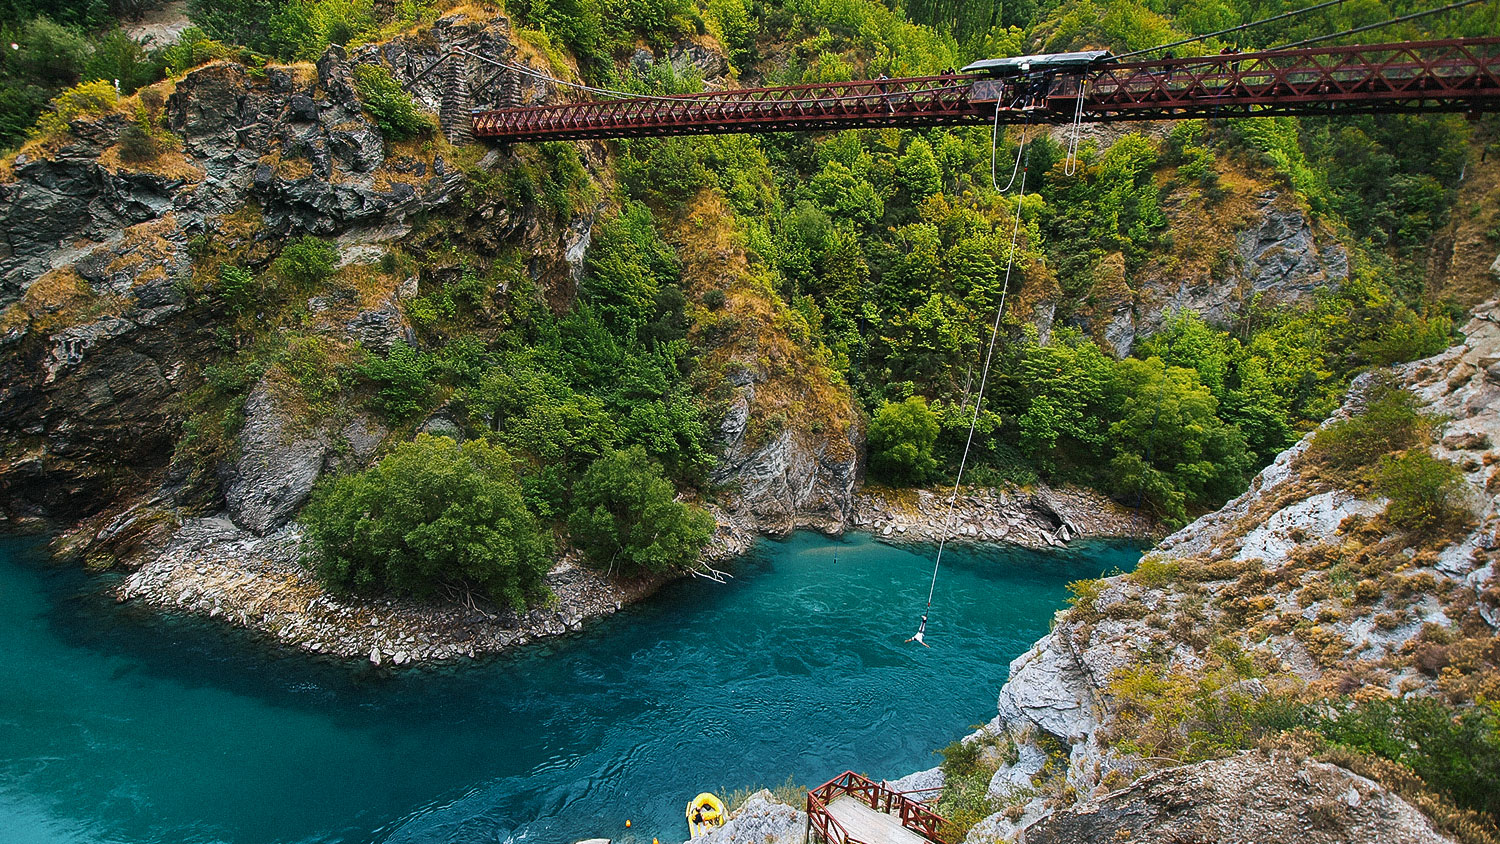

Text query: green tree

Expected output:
[1014,328,1117,468]
[359,341,438,420]
[301,435,554,610]
[868,395,941,485]
[1108,357,1253,524]
[581,202,681,339]
[568,445,715,576]
[895,136,943,206]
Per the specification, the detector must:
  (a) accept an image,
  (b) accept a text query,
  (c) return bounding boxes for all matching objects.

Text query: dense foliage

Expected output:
[868,396,940,485]
[24,0,1476,571]
[352,63,434,140]
[567,446,716,576]
[301,435,554,610]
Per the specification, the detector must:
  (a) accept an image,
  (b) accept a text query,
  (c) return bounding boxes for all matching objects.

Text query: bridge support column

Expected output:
[439,48,473,144]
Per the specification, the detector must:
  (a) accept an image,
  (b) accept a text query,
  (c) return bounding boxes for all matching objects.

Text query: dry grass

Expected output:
[102,216,182,282]
[188,206,274,290]
[1141,160,1272,292]
[670,191,857,461]
[0,267,127,337]
[99,142,205,183]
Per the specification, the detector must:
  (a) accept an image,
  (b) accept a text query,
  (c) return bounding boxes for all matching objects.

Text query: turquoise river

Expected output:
[0,531,1141,844]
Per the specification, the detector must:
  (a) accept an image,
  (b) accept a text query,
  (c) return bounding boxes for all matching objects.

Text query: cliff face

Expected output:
[1097,181,1348,357]
[0,12,868,659]
[943,302,1500,842]
[0,48,469,527]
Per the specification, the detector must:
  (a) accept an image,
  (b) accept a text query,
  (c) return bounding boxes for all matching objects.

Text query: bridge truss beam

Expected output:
[470,37,1500,142]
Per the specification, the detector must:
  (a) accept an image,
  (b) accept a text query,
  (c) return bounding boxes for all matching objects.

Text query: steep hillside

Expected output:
[919,302,1500,843]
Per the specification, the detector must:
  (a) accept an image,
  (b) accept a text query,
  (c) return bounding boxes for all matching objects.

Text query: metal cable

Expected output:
[1113,0,1351,59]
[1270,0,1489,49]
[993,109,1029,193]
[1064,79,1087,176]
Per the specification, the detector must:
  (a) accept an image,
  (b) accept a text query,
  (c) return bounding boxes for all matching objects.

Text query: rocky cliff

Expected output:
[918,300,1500,842]
[0,11,863,661]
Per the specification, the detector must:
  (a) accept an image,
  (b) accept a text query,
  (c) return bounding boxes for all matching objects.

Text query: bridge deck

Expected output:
[825,796,931,844]
[471,37,1500,142]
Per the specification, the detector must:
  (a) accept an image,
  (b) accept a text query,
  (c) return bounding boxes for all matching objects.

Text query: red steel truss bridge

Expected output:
[471,37,1500,142]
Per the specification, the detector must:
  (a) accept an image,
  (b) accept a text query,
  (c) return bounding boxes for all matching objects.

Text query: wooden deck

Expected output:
[824,797,931,844]
[805,771,946,844]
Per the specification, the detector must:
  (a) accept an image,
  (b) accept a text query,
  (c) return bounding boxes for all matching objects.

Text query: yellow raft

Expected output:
[686,792,726,838]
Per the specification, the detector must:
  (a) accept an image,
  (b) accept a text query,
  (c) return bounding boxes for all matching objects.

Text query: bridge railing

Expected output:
[1086,36,1500,114]
[473,76,977,139]
[805,771,948,844]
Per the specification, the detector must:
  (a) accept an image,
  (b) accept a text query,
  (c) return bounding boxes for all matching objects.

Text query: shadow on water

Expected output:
[0,532,1142,844]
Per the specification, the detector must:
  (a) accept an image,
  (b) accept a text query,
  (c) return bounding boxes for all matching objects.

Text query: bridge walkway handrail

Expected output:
[804,771,947,844]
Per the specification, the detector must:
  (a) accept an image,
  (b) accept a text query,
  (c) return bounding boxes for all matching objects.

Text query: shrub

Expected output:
[867,396,940,485]
[1318,697,1500,819]
[30,79,117,140]
[216,263,255,314]
[268,235,338,291]
[568,445,715,577]
[359,341,438,420]
[160,27,236,77]
[1130,556,1179,588]
[352,63,434,141]
[1066,577,1106,620]
[301,435,553,610]
[85,29,163,94]
[117,105,167,163]
[1308,375,1426,475]
[1376,451,1469,535]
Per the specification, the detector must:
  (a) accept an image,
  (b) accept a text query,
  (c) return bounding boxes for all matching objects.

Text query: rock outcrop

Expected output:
[1133,190,1347,341]
[853,484,1145,550]
[220,382,332,535]
[710,388,861,536]
[684,791,807,844]
[0,39,486,524]
[1088,183,1349,356]
[1019,752,1454,844]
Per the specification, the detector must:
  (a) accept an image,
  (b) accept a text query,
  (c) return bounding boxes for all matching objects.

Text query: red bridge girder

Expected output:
[470,37,1500,142]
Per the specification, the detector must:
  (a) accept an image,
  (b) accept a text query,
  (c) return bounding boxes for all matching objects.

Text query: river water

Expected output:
[0,531,1140,844]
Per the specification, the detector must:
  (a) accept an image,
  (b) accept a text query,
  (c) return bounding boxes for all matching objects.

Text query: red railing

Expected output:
[471,37,1500,141]
[805,771,947,844]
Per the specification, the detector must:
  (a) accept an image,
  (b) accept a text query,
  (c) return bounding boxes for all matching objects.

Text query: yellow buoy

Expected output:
[625,820,632,828]
[686,792,727,839]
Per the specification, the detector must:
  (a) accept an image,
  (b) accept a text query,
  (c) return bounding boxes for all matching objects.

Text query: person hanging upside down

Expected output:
[906,614,931,647]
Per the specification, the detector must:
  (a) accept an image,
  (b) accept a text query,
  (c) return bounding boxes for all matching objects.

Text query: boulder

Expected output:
[221,381,331,535]
[996,625,1101,745]
[1018,752,1454,844]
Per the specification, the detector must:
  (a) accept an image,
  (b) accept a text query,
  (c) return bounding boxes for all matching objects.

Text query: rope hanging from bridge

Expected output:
[1064,79,1088,176]
[992,107,1029,193]
[913,127,1033,647]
